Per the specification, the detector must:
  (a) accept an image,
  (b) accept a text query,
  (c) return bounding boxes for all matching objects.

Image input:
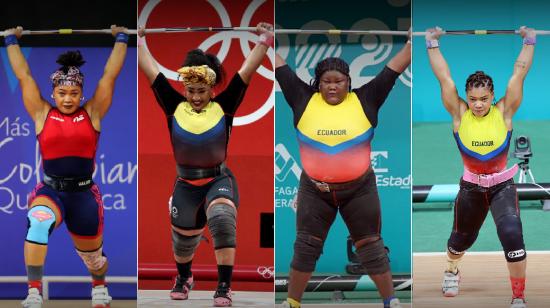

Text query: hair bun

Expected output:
[186,49,205,58]
[56,50,85,67]
[182,48,225,85]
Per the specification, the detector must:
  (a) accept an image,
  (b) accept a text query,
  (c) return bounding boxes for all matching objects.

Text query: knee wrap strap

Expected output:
[496,215,526,262]
[356,238,390,275]
[26,206,56,245]
[447,231,478,255]
[172,230,201,257]
[207,204,237,249]
[291,231,324,272]
[76,247,107,271]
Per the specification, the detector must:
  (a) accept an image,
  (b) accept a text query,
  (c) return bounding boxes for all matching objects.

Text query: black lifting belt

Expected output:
[176,163,225,180]
[43,174,94,192]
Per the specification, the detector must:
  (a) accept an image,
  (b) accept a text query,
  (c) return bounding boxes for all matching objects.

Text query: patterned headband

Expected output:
[50,66,84,87]
[177,65,216,86]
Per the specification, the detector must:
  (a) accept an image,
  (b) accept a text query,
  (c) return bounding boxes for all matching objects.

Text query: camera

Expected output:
[513,135,537,184]
[513,135,532,160]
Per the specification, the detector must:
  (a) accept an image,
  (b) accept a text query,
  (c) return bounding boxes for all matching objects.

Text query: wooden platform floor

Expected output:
[413,252,550,307]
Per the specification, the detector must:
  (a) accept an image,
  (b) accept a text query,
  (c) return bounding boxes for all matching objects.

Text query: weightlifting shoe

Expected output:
[21,288,42,308]
[170,275,194,300]
[442,270,460,297]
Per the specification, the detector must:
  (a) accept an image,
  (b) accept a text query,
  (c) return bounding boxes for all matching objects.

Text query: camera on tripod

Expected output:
[512,135,536,184]
[513,135,532,160]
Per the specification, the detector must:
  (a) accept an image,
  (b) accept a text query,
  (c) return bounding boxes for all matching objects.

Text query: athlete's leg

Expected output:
[170,226,203,300]
[23,192,63,306]
[64,184,110,307]
[71,234,111,307]
[340,172,398,307]
[171,226,203,265]
[490,181,526,302]
[447,180,491,265]
[207,198,237,265]
[443,179,490,297]
[355,237,396,303]
[206,197,237,299]
[65,185,107,286]
[169,179,210,300]
[203,169,240,307]
[285,175,337,307]
[25,183,64,289]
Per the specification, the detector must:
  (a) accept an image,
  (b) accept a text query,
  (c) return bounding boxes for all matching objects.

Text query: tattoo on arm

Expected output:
[515,61,527,69]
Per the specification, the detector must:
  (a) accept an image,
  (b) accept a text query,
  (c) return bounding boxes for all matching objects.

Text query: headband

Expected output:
[177,65,216,86]
[50,66,83,87]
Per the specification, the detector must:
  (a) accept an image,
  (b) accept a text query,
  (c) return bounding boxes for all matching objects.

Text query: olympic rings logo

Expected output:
[138,0,274,126]
[257,266,274,279]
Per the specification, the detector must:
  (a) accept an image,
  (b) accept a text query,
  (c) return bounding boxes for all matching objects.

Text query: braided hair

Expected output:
[465,71,494,93]
[311,57,351,91]
[182,49,225,86]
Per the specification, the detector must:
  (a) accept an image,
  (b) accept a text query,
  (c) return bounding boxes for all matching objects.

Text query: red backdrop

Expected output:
[138,0,274,291]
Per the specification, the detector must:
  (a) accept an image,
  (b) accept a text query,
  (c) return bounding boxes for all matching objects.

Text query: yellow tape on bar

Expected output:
[328,29,341,34]
[59,29,73,34]
[474,30,487,35]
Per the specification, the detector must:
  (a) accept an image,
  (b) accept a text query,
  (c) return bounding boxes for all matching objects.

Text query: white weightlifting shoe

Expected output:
[21,288,42,308]
[511,297,527,308]
[389,297,403,307]
[92,285,112,308]
[442,270,460,297]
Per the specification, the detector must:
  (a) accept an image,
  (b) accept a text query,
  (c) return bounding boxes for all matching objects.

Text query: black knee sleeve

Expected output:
[496,215,526,262]
[447,231,478,255]
[291,231,324,272]
[206,204,237,249]
[172,230,201,257]
[356,238,390,275]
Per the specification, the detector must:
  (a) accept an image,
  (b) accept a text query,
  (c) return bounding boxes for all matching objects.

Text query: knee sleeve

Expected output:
[26,206,56,245]
[76,246,107,271]
[447,231,478,255]
[496,215,526,262]
[356,238,390,275]
[206,204,237,249]
[172,230,201,257]
[290,231,324,272]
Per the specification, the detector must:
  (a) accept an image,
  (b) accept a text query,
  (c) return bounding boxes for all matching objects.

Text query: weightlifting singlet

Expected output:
[151,73,247,169]
[171,101,226,167]
[38,107,98,177]
[276,65,399,183]
[296,92,373,182]
[454,106,511,174]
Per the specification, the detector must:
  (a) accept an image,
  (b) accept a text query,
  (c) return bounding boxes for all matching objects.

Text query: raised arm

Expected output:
[500,26,535,120]
[386,28,411,73]
[5,27,49,123]
[237,22,273,84]
[84,25,128,121]
[425,27,462,120]
[137,26,160,84]
[275,52,286,69]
